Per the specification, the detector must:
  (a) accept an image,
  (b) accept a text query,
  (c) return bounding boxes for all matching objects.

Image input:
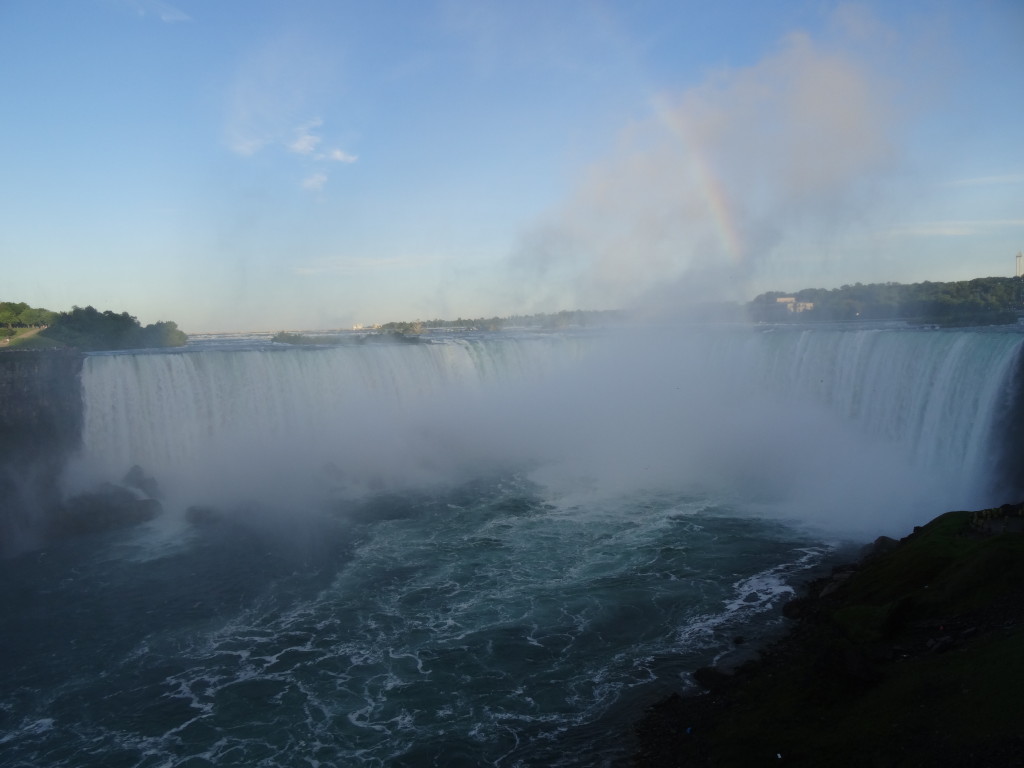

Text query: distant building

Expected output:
[1017,250,1023,278]
[775,297,815,313]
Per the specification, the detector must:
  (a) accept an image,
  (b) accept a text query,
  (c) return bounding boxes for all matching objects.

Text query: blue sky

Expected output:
[1,0,1021,331]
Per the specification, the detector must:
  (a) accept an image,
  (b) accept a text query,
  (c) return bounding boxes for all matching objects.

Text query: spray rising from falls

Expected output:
[68,327,1023,536]
[66,336,588,509]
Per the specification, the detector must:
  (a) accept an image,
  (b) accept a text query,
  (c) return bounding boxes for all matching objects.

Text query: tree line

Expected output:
[1,302,187,349]
[379,309,624,334]
[0,302,57,336]
[376,278,1024,333]
[748,276,1024,325]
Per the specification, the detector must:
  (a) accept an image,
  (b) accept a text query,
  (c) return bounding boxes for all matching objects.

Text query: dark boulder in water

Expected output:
[52,483,161,537]
[123,464,160,499]
[42,464,162,541]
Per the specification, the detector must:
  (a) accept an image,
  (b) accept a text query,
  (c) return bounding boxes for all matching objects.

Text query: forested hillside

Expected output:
[749,276,1023,325]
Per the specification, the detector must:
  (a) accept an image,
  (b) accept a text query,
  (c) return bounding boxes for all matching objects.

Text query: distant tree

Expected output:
[0,304,17,328]
[379,320,424,335]
[0,302,30,327]
[44,306,187,350]
[139,320,187,347]
[19,307,57,326]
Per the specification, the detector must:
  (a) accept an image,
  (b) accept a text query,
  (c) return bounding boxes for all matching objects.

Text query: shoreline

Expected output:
[629,504,1024,766]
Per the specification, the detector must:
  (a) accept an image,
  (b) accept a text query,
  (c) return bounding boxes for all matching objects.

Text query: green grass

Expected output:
[1,328,68,350]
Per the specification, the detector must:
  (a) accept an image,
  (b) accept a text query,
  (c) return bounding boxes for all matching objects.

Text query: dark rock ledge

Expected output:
[631,504,1024,767]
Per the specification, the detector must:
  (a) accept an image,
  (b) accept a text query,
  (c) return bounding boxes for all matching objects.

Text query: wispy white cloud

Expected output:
[889,222,974,237]
[223,33,338,157]
[294,256,442,276]
[289,119,323,155]
[151,1,189,23]
[227,101,358,194]
[124,0,191,23]
[887,219,1024,237]
[294,256,414,276]
[327,148,358,163]
[945,174,1024,187]
[301,172,328,191]
[230,137,266,157]
[288,121,359,166]
[829,3,896,45]
[222,35,360,195]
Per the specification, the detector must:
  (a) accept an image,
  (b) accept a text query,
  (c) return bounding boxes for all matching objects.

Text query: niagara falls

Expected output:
[2,323,1022,765]
[3,0,1023,764]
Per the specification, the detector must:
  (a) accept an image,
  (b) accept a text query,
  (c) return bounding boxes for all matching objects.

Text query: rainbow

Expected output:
[651,96,745,264]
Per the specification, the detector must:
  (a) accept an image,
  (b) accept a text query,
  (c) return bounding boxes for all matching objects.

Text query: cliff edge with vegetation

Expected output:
[0,302,186,553]
[632,505,1024,766]
[2,303,187,351]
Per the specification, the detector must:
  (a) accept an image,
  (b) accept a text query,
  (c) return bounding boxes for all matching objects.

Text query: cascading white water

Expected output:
[498,325,1024,535]
[65,336,591,508]
[746,328,1021,491]
[716,327,1023,532]
[66,326,1023,535]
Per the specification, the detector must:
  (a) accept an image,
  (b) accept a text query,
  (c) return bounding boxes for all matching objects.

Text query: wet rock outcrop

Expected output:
[0,351,84,554]
[49,465,163,539]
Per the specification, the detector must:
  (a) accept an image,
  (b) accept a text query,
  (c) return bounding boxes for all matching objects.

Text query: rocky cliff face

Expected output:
[0,351,84,555]
[994,344,1024,502]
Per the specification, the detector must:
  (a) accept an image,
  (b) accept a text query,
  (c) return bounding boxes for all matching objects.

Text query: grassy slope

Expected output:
[1,327,68,350]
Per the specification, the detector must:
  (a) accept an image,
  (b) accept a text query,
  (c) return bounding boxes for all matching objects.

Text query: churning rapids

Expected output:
[2,325,1022,766]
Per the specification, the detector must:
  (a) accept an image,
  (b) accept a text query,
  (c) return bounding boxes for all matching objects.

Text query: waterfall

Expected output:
[65,337,590,507]
[66,327,1024,534]
[743,328,1023,501]
[11,325,1022,768]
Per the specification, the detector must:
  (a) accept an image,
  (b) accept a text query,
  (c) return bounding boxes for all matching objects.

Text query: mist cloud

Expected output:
[509,22,908,314]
